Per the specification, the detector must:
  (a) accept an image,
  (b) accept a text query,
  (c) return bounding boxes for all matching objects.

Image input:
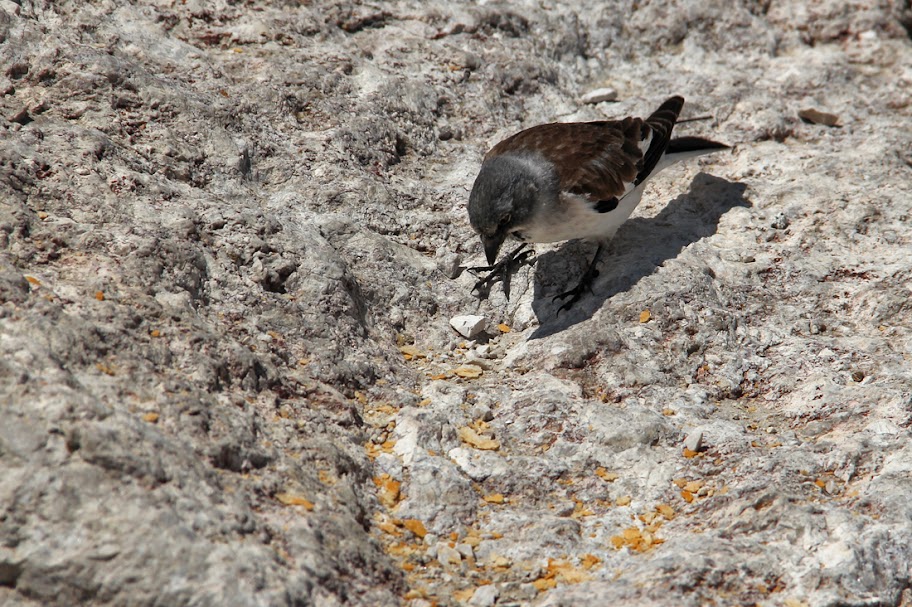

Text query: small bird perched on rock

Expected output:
[468,96,730,311]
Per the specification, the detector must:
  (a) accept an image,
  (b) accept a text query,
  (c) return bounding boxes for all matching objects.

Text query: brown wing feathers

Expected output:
[484,96,687,199]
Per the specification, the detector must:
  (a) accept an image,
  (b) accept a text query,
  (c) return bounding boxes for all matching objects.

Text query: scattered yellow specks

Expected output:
[532,577,557,592]
[418,398,432,406]
[497,323,511,333]
[95,363,116,376]
[551,558,591,584]
[580,553,601,569]
[681,490,695,503]
[399,345,424,360]
[615,495,632,507]
[656,504,675,520]
[462,530,483,547]
[37,211,48,220]
[401,519,428,538]
[453,588,475,602]
[595,467,619,482]
[571,500,595,518]
[376,519,401,536]
[453,365,483,379]
[485,554,511,570]
[639,309,651,323]
[458,426,500,450]
[662,408,676,416]
[369,403,398,416]
[365,443,382,459]
[682,447,699,458]
[275,493,315,510]
[25,276,40,285]
[150,329,161,338]
[639,511,660,525]
[469,418,491,431]
[683,480,704,493]
[672,478,688,488]
[297,357,309,365]
[483,493,505,504]
[142,412,160,423]
[533,558,591,590]
[94,291,105,301]
[610,526,663,552]
[374,474,401,508]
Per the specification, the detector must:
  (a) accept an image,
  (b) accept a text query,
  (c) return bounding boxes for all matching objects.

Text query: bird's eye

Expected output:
[501,213,511,226]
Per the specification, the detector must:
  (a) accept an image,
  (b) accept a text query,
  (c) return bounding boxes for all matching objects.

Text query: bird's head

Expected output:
[468,155,542,265]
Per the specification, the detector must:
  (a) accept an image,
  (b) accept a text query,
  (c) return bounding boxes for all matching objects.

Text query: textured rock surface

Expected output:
[2,1,911,606]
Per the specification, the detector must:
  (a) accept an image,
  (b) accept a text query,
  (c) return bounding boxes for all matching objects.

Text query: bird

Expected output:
[467,95,730,312]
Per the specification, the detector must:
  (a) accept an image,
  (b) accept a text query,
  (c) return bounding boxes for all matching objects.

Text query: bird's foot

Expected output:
[469,244,535,299]
[552,267,599,314]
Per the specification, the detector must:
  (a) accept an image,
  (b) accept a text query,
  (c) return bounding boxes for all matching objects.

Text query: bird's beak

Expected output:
[482,234,505,266]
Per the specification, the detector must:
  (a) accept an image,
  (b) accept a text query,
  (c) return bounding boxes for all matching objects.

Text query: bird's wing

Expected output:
[484,96,687,202]
[485,119,646,201]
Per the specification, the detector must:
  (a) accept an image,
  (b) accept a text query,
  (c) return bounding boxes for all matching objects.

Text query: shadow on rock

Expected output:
[529,173,750,339]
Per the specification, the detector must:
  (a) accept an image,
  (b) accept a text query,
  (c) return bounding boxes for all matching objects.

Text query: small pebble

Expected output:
[450,315,486,339]
[581,87,618,104]
[683,428,703,452]
[435,542,462,567]
[436,252,463,279]
[469,584,499,607]
[798,108,840,127]
[771,212,789,229]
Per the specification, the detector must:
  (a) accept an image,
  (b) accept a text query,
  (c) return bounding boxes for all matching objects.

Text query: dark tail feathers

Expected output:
[667,136,730,154]
[636,96,686,185]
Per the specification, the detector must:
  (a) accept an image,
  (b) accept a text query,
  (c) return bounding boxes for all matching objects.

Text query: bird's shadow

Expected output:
[528,173,751,339]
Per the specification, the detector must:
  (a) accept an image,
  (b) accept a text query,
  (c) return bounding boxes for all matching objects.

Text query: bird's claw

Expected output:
[552,269,599,314]
[469,246,535,298]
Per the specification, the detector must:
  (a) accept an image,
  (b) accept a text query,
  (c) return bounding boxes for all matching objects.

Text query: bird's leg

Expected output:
[469,243,535,298]
[553,244,604,314]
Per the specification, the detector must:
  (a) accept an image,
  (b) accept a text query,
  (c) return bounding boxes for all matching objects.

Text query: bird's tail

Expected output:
[664,136,731,165]
[636,96,685,185]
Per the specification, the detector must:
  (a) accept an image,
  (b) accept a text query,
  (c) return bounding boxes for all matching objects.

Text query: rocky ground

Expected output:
[2,0,912,605]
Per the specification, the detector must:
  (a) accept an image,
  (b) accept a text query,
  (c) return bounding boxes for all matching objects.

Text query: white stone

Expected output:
[450,315,487,339]
[435,542,462,567]
[580,87,618,104]
[684,428,703,452]
[468,584,499,607]
[392,411,422,466]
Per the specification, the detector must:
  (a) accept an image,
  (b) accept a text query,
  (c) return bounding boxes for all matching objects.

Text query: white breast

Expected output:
[518,187,646,244]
